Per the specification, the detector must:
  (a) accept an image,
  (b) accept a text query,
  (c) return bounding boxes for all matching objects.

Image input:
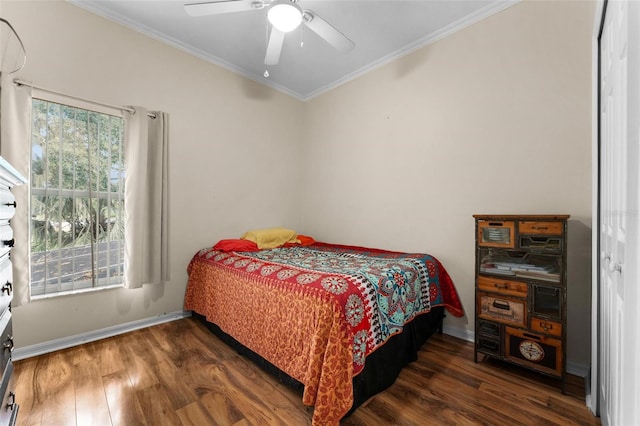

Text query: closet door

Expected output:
[598,1,640,425]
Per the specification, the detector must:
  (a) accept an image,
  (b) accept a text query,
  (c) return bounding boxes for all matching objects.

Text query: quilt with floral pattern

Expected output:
[184,242,463,426]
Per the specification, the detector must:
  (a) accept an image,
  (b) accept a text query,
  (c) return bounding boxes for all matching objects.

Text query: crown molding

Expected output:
[303,0,521,100]
[67,0,520,102]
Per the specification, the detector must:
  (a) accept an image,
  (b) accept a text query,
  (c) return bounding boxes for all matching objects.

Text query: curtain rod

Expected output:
[13,78,156,118]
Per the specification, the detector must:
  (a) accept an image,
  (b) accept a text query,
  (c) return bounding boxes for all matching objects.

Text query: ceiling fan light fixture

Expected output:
[268,1,303,33]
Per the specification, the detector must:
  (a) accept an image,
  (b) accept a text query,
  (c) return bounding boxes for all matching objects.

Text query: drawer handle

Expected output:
[492,300,510,310]
[523,332,542,340]
[480,339,499,351]
[539,322,553,331]
[2,282,12,296]
[530,226,549,230]
[535,286,559,296]
[6,392,15,411]
[2,239,14,248]
[3,336,13,353]
[494,283,509,289]
[4,202,16,208]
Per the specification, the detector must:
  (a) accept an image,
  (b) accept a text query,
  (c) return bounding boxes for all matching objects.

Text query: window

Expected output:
[30,98,125,296]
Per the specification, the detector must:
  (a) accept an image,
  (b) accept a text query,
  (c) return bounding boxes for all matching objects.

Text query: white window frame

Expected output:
[29,90,126,298]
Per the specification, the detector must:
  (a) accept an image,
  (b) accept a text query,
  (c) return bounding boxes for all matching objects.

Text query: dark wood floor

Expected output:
[13,317,600,425]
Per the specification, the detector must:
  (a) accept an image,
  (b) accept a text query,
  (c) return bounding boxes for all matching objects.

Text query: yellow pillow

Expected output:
[240,227,298,249]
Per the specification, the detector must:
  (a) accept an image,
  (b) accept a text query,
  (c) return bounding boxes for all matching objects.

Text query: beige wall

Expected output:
[2,0,595,370]
[301,0,595,368]
[1,0,304,347]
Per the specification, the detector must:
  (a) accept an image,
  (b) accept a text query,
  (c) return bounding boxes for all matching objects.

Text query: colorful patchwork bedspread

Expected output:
[184,242,463,425]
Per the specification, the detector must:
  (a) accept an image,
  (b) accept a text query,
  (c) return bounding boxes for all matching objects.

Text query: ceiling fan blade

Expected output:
[184,0,263,17]
[302,10,355,53]
[264,27,285,65]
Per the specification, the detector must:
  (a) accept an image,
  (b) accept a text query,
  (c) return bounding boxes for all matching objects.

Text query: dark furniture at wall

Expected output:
[0,157,26,425]
[473,214,570,392]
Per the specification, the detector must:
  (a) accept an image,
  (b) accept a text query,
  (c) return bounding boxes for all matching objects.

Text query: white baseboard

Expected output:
[442,326,591,379]
[13,310,192,361]
[442,324,474,342]
[566,361,590,378]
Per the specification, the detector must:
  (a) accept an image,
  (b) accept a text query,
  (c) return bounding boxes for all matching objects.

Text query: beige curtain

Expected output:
[123,107,170,288]
[0,73,32,307]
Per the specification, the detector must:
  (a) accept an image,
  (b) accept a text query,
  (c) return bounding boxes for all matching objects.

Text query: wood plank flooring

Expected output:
[13,317,600,425]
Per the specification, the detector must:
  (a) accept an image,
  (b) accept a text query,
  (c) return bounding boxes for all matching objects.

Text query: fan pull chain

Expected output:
[264,17,270,78]
[300,25,304,48]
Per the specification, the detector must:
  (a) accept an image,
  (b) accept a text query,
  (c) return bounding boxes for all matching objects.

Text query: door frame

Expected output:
[591,1,640,421]
[590,0,605,417]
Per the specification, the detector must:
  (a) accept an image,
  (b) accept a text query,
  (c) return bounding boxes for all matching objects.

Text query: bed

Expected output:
[184,240,464,425]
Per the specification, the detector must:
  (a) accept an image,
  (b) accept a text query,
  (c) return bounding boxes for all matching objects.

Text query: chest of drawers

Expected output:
[473,214,570,392]
[0,157,27,425]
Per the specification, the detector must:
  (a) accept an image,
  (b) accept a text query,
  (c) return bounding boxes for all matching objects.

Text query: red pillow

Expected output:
[213,239,259,252]
[283,234,317,248]
[297,235,316,246]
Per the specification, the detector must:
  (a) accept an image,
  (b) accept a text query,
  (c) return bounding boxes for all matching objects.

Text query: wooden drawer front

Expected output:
[532,285,563,319]
[518,221,563,235]
[478,293,526,328]
[0,256,11,318]
[477,336,502,357]
[0,225,12,259]
[478,220,515,248]
[505,327,562,376]
[0,314,11,378]
[0,363,17,426]
[477,276,527,298]
[0,191,16,222]
[477,319,502,338]
[530,317,562,337]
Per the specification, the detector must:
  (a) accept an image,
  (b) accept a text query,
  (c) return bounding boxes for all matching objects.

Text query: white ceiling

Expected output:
[69,0,518,100]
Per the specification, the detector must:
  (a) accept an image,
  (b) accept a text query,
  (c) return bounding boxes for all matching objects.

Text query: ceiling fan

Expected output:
[184,0,355,66]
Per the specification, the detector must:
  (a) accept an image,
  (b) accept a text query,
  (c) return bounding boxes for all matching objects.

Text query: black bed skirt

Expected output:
[192,306,445,418]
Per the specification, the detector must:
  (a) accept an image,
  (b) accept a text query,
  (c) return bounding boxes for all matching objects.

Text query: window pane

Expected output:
[110,118,124,193]
[61,105,76,190]
[31,100,46,189]
[30,99,125,296]
[75,109,90,192]
[97,114,109,193]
